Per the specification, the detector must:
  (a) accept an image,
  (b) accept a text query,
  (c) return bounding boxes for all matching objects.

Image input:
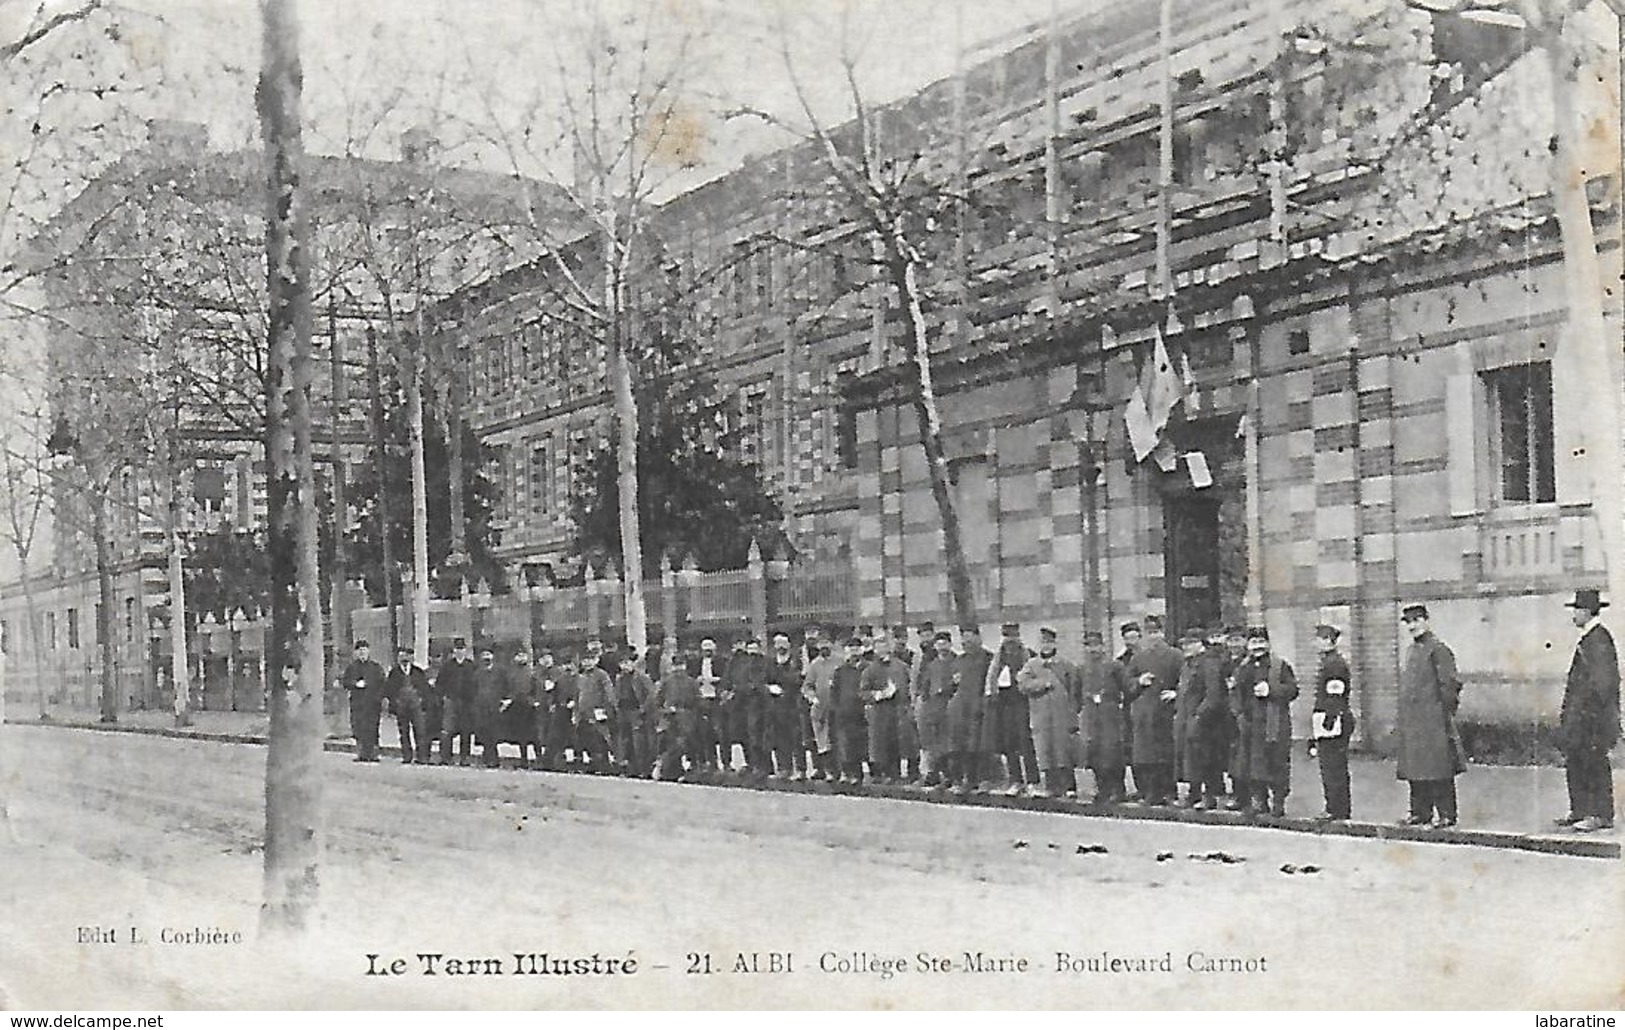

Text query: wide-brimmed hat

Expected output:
[1565,588,1609,612]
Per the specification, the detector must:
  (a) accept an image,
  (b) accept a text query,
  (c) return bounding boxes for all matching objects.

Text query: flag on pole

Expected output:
[1124,325,1186,464]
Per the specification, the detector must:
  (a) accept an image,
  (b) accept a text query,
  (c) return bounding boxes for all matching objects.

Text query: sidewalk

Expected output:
[11,702,1620,859]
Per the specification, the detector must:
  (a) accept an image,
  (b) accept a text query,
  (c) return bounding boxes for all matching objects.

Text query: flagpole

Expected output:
[1156,0,1173,299]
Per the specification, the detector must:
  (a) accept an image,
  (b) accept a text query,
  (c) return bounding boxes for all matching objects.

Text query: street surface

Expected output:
[0,724,1619,1009]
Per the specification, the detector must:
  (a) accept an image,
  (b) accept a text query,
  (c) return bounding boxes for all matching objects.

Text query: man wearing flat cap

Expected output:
[1396,604,1464,828]
[1557,589,1619,832]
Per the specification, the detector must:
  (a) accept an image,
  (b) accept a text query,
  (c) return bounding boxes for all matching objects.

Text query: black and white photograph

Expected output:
[0,0,1621,1013]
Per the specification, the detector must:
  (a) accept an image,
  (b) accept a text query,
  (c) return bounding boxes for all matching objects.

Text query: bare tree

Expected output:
[730,6,983,632]
[256,0,326,936]
[448,0,720,655]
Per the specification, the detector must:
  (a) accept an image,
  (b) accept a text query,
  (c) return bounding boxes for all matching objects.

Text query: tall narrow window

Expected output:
[1485,362,1555,504]
[539,438,559,516]
[67,607,80,650]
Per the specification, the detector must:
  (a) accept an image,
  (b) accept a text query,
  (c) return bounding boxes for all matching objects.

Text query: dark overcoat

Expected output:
[946,647,992,754]
[1076,653,1127,771]
[1177,648,1232,782]
[1232,653,1298,783]
[1125,640,1182,765]
[1561,623,1621,754]
[915,654,956,754]
[1395,633,1463,782]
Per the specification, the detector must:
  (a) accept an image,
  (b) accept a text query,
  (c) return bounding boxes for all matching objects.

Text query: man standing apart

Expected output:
[1557,589,1619,832]
[1125,616,1182,805]
[340,640,387,763]
[1396,605,1463,828]
[1310,624,1354,822]
[384,644,429,764]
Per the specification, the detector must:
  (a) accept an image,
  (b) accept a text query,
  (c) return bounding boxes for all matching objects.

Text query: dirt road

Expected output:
[0,725,1618,1009]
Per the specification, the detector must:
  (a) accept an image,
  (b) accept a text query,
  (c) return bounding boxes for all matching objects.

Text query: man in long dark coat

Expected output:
[1171,628,1208,804]
[340,640,387,763]
[614,650,656,777]
[655,655,703,780]
[573,648,616,771]
[1125,616,1182,805]
[541,652,577,770]
[728,638,770,778]
[1077,630,1127,802]
[384,644,430,764]
[830,637,869,783]
[765,633,804,778]
[946,626,993,795]
[861,634,911,782]
[1557,589,1619,832]
[1232,626,1299,816]
[1222,626,1250,808]
[1395,604,1463,828]
[1310,624,1355,821]
[435,637,478,766]
[1179,627,1233,809]
[502,648,543,769]
[473,645,507,769]
[694,637,727,773]
[915,631,957,787]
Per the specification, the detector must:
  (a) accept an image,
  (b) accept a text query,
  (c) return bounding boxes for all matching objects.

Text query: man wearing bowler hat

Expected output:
[1395,604,1464,828]
[1557,589,1619,832]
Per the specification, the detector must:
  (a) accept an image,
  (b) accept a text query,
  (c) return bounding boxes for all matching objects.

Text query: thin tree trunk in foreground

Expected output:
[257,0,326,937]
[92,499,118,724]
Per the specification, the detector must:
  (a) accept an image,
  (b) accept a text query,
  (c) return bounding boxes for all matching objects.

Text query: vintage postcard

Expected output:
[0,0,1621,1012]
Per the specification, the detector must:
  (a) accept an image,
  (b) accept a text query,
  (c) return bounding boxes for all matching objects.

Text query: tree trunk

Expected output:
[446,375,466,565]
[1546,26,1625,613]
[366,327,399,652]
[168,508,191,727]
[407,337,431,666]
[889,245,978,633]
[257,0,327,938]
[608,340,647,654]
[605,234,647,655]
[92,497,118,724]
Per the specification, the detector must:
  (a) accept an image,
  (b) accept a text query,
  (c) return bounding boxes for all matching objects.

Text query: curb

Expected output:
[13,717,1619,861]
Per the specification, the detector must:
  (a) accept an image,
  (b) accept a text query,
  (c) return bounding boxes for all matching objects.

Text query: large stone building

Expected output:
[453,0,1623,748]
[0,120,549,713]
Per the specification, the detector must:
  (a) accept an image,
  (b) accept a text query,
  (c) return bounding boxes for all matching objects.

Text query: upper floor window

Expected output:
[67,607,80,650]
[1484,361,1555,504]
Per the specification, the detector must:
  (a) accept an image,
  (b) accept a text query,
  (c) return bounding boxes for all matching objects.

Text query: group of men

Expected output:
[335,587,1619,833]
